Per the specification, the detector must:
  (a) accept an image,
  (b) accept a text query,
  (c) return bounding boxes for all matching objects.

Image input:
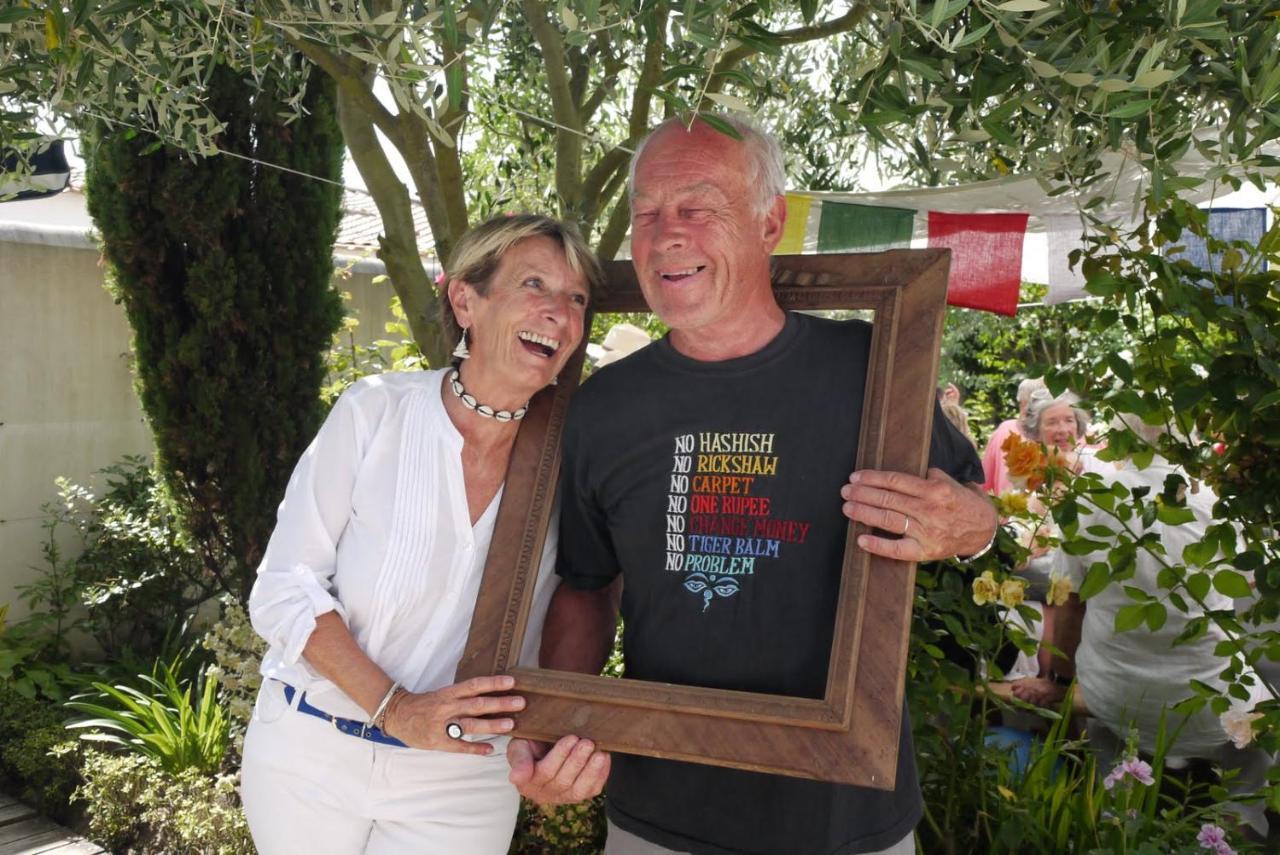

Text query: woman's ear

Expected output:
[448,277,475,328]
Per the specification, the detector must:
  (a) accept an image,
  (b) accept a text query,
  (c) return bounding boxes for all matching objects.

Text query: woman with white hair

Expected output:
[1020,388,1089,453]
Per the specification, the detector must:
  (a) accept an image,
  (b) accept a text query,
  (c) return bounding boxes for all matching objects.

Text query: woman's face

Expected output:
[452,235,590,393]
[1039,402,1079,450]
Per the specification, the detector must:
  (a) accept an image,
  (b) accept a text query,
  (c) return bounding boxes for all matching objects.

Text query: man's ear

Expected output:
[760,194,787,254]
[448,277,475,328]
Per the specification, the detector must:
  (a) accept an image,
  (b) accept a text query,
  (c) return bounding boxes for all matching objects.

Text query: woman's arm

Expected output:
[304,611,525,754]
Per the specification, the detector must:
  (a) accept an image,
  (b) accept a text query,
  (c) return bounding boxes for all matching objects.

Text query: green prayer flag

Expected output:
[816,202,916,252]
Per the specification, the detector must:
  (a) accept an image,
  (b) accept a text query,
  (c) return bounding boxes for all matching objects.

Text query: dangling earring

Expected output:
[452,328,470,362]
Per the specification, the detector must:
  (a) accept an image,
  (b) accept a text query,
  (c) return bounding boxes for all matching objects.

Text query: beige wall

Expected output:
[0,239,151,620]
[0,239,399,622]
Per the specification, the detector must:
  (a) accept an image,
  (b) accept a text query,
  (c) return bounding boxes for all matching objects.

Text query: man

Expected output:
[1014,416,1273,837]
[508,116,997,854]
[980,376,1046,494]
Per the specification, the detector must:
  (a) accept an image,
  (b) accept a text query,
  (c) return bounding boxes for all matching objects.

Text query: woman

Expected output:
[241,214,604,853]
[1021,387,1088,454]
[993,388,1091,681]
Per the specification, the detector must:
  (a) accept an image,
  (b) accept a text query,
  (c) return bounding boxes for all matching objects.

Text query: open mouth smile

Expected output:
[661,265,706,282]
[517,330,560,358]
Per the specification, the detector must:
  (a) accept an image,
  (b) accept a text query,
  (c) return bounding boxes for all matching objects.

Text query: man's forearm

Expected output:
[540,578,621,675]
[1047,594,1084,678]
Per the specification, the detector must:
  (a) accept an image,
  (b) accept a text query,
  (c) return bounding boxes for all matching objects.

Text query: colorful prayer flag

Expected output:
[927,211,1029,315]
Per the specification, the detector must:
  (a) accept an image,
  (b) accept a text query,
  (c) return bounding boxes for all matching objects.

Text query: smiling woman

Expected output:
[239,213,605,855]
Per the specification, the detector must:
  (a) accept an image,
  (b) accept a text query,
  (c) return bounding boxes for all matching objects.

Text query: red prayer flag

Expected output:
[927,211,1029,315]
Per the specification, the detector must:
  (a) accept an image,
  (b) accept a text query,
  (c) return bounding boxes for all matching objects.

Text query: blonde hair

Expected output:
[940,399,976,448]
[440,214,605,346]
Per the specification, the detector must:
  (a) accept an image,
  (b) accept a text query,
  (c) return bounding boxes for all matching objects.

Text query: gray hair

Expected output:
[440,213,605,346]
[627,114,787,218]
[1021,389,1088,441]
[1016,377,1047,408]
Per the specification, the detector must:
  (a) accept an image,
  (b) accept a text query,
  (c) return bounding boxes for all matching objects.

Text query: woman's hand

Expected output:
[383,675,525,755]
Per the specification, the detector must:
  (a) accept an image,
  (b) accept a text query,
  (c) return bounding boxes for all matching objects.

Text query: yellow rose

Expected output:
[972,570,1000,606]
[1047,574,1073,607]
[995,491,1030,517]
[999,577,1026,608]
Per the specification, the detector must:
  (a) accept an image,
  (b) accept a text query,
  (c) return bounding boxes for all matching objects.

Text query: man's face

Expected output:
[629,122,784,338]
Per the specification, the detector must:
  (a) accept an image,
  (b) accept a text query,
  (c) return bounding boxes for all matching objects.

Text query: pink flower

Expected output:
[434,270,447,286]
[1103,756,1154,789]
[1197,823,1234,854]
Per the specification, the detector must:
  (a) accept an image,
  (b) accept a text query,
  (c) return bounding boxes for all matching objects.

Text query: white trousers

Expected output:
[240,680,519,854]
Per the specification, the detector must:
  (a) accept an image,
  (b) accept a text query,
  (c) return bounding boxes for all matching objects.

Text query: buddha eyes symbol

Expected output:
[683,573,740,612]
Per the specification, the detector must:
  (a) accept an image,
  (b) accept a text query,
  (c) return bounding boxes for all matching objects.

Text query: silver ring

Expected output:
[445,721,464,740]
[902,516,910,537]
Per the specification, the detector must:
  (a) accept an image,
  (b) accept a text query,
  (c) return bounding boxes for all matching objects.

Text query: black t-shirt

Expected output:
[558,312,983,855]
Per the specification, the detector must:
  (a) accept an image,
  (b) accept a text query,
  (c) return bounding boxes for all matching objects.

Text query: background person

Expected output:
[1013,414,1274,836]
[240,214,603,854]
[981,377,1047,494]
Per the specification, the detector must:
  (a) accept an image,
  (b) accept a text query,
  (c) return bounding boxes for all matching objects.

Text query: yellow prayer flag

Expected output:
[774,194,812,255]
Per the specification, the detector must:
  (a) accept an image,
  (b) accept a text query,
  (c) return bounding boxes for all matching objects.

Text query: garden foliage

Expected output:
[84,67,346,604]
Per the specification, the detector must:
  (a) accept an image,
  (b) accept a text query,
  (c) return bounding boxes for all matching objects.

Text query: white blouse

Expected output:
[248,368,557,722]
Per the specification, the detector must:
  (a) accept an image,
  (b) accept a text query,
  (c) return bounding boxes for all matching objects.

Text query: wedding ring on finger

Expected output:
[902,516,910,537]
[445,721,464,740]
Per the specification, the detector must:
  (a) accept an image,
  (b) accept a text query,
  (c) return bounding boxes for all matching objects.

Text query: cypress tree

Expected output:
[85,66,345,603]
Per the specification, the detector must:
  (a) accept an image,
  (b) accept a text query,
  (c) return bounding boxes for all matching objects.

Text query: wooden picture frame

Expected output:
[457,249,951,789]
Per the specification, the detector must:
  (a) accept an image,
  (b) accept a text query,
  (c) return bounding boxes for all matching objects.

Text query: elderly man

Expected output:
[981,376,1046,494]
[1014,417,1273,836]
[507,116,997,855]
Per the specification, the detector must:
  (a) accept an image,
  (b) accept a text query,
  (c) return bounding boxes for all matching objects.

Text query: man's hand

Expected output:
[507,735,611,806]
[1009,676,1067,708]
[841,468,997,561]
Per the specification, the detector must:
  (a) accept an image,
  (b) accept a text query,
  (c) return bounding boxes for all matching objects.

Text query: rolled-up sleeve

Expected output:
[249,383,372,666]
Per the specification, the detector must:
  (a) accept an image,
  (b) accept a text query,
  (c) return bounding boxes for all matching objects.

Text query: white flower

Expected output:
[1220,709,1263,749]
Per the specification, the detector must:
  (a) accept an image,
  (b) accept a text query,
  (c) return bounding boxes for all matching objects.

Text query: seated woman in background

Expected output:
[240,215,605,854]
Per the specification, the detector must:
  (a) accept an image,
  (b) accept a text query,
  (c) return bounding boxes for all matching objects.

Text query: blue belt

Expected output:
[282,683,408,748]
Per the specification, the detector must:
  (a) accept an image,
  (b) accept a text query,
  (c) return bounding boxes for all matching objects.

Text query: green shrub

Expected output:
[509,796,606,855]
[0,684,83,820]
[66,652,229,775]
[200,597,265,758]
[78,750,252,854]
[40,457,215,662]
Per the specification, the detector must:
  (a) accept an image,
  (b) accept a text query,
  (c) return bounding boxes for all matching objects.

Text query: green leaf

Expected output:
[1078,562,1111,600]
[996,0,1050,11]
[1133,67,1180,88]
[1185,572,1211,601]
[696,112,744,140]
[1144,602,1167,631]
[1029,59,1059,78]
[1254,389,1280,410]
[1212,570,1252,599]
[0,7,41,24]
[1115,603,1147,632]
[1108,99,1157,118]
[1155,502,1196,525]
[1183,539,1217,567]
